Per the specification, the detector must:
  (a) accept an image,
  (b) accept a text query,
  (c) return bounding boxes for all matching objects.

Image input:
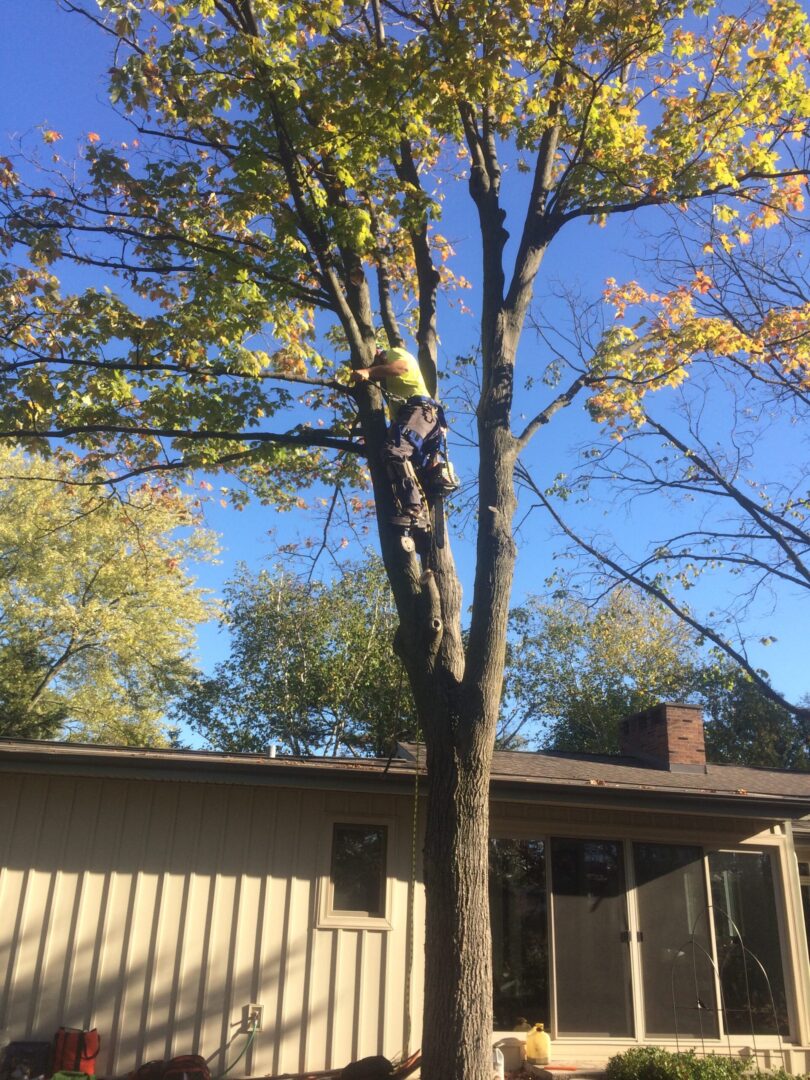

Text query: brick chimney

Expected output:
[619,702,706,771]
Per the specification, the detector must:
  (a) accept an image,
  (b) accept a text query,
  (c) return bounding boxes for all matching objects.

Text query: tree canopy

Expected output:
[699,661,810,770]
[177,557,416,755]
[2,0,809,486]
[0,446,216,744]
[504,588,701,753]
[503,588,809,768]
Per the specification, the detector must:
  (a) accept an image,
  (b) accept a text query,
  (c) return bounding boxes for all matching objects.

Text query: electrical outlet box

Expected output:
[241,1003,263,1033]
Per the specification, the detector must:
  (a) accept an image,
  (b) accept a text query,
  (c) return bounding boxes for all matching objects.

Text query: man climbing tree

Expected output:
[351,345,458,548]
[1,2,809,1078]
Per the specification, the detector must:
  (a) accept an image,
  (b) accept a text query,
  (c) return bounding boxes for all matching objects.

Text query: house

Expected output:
[1,703,810,1076]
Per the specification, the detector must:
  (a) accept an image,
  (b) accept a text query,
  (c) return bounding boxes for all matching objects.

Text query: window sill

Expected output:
[315,911,393,931]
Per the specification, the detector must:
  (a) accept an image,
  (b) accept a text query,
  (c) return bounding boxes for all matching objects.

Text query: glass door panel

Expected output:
[708,850,789,1036]
[797,855,810,964]
[489,839,549,1030]
[551,838,634,1036]
[633,842,717,1038]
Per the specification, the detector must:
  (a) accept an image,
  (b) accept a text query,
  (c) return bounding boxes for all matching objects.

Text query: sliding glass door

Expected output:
[551,838,634,1036]
[708,850,789,1036]
[633,842,717,1037]
[489,838,549,1030]
[489,836,790,1042]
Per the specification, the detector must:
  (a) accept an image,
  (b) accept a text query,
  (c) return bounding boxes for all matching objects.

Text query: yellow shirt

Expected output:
[380,347,430,403]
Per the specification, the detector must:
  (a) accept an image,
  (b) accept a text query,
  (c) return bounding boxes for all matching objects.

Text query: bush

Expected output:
[605,1048,749,1080]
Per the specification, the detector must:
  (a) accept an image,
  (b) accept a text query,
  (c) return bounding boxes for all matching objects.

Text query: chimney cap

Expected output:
[624,701,703,723]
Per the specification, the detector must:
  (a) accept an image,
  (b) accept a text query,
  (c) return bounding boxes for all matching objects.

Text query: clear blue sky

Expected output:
[1,0,807,713]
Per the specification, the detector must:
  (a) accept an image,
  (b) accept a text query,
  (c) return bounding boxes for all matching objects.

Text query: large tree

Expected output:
[699,661,810,770]
[0,446,215,744]
[177,557,416,755]
[503,589,809,768]
[1,2,809,1076]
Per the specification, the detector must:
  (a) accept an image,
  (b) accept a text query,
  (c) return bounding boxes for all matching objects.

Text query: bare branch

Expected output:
[645,414,810,577]
[514,374,590,452]
[517,463,803,716]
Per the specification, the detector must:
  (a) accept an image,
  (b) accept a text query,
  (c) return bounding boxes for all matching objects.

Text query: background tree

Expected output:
[502,587,809,768]
[0,446,216,744]
[699,662,810,770]
[503,588,702,753]
[1,1,809,1077]
[177,557,416,756]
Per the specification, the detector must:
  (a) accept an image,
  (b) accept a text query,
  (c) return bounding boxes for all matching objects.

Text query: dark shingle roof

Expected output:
[397,742,810,801]
[0,737,807,816]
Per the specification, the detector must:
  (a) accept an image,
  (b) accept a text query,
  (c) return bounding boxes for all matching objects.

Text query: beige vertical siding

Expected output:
[0,773,424,1076]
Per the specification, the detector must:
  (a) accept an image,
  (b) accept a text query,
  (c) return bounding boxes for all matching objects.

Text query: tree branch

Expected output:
[514,374,589,452]
[0,425,364,455]
[560,168,810,225]
[645,414,810,578]
[394,138,440,393]
[375,253,405,351]
[0,345,354,395]
[517,462,803,716]
[504,66,564,317]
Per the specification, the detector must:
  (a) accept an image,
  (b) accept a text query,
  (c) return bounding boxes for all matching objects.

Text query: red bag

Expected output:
[161,1056,210,1080]
[49,1029,100,1077]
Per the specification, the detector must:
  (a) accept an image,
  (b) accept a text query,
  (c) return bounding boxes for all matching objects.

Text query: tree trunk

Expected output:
[421,711,495,1080]
[351,285,518,1080]
[417,426,516,1080]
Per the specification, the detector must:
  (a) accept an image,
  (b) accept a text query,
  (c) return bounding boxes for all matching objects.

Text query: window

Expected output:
[489,838,549,1030]
[708,850,789,1036]
[633,842,716,1038]
[328,823,387,917]
[551,837,634,1036]
[797,854,810,964]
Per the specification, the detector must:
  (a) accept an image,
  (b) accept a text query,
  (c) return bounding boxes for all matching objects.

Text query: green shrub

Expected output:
[605,1047,685,1080]
[691,1056,749,1080]
[605,1047,749,1080]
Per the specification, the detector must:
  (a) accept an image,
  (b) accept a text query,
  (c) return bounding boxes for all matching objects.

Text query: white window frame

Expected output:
[316,815,394,930]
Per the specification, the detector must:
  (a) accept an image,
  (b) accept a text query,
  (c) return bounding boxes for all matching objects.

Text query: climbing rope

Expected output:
[403,727,421,1059]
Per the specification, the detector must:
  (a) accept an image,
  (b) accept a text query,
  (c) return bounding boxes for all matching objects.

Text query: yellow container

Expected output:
[525,1022,551,1065]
